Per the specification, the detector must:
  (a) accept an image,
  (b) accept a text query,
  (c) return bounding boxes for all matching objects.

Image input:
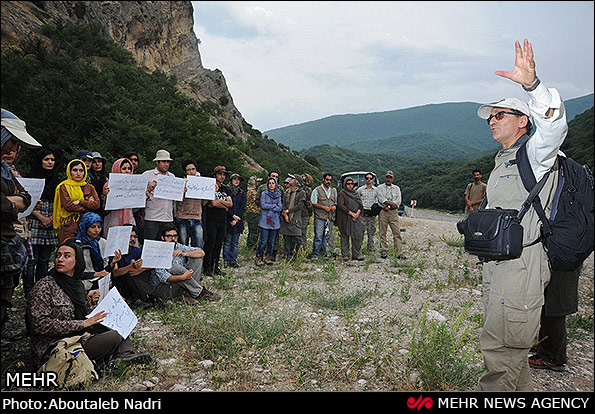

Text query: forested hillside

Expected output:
[0,23,320,181]
[303,106,594,212]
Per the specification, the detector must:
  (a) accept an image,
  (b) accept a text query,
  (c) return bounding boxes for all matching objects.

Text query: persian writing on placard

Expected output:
[140,239,175,269]
[185,175,216,200]
[15,178,45,219]
[153,174,186,201]
[104,225,132,256]
[87,286,137,339]
[104,173,147,210]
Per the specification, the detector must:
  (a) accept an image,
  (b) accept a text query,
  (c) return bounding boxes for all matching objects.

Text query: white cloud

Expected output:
[192,1,594,131]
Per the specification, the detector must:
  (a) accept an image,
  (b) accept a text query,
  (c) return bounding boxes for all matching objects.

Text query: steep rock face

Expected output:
[1,0,246,138]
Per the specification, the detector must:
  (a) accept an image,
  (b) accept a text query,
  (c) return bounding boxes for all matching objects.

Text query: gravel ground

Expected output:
[2,214,593,392]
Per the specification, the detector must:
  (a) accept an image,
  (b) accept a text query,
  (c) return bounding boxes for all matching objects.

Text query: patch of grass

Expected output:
[409,304,483,390]
[440,235,464,248]
[309,289,374,312]
[568,314,594,340]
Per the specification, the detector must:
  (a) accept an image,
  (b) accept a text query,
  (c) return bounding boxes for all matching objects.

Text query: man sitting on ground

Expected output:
[152,224,219,304]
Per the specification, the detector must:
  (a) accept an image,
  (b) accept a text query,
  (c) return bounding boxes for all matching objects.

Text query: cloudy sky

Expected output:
[191,1,594,132]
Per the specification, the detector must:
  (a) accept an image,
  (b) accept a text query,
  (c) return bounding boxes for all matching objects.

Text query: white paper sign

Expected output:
[185,176,216,200]
[153,175,186,201]
[98,274,111,304]
[87,287,137,339]
[16,178,45,219]
[105,173,148,210]
[104,226,132,256]
[140,240,175,269]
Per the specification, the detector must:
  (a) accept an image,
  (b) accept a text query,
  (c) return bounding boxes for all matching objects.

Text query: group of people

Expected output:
[0,39,585,392]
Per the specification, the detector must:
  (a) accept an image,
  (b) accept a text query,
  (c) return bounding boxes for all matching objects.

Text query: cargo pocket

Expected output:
[503,294,542,349]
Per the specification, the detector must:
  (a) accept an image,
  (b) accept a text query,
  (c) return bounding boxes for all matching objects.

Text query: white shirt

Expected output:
[142,168,176,222]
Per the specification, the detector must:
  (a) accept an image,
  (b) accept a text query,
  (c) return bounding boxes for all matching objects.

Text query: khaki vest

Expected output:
[313,185,337,221]
[486,144,559,246]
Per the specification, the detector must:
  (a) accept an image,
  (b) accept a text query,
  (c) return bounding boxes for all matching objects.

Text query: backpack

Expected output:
[38,333,99,389]
[516,143,595,271]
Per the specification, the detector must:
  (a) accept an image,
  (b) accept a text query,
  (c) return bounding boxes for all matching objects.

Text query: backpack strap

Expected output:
[515,140,553,237]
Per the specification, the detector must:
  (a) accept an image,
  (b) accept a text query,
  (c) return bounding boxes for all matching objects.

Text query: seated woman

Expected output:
[53,159,100,243]
[26,240,150,370]
[71,212,120,291]
[110,225,162,309]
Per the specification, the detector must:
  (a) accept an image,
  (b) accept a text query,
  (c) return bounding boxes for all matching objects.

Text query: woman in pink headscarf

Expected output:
[102,158,136,238]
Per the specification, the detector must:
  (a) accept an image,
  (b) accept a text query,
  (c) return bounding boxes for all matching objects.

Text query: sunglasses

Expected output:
[486,110,523,125]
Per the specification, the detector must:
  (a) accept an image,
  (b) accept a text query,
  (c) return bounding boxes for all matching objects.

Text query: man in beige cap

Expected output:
[141,149,176,241]
[375,170,402,259]
[475,39,567,391]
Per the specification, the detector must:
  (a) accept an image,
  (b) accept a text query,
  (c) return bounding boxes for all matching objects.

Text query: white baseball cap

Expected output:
[477,98,531,120]
[1,108,42,148]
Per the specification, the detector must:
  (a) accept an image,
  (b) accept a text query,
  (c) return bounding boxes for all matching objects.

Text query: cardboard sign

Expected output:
[87,287,137,339]
[185,175,216,200]
[140,240,175,269]
[104,173,147,210]
[153,175,186,201]
[104,225,132,256]
[15,178,45,219]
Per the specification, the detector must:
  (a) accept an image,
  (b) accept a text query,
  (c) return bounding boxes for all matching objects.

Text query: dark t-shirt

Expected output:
[205,184,232,224]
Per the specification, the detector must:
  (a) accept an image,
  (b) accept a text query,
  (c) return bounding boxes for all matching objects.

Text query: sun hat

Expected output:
[213,165,228,176]
[1,108,41,148]
[229,173,244,181]
[153,149,172,162]
[477,98,531,120]
[385,170,394,177]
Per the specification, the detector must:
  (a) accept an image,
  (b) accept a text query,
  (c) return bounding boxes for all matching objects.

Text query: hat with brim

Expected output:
[1,113,41,148]
[213,165,228,176]
[477,98,531,120]
[153,149,172,162]
[77,150,93,160]
[91,152,106,163]
[385,170,394,178]
[229,173,244,182]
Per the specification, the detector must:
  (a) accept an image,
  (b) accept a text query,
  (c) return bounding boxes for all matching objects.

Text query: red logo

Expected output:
[407,395,433,411]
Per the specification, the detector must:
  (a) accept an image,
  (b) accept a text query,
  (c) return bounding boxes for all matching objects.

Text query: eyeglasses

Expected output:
[186,167,197,172]
[365,177,373,181]
[346,182,354,186]
[486,111,522,124]
[163,234,178,239]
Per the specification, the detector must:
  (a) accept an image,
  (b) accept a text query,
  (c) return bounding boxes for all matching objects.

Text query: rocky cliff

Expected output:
[1,0,247,139]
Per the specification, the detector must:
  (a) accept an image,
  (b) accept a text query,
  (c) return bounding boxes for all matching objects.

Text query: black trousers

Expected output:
[203,220,226,272]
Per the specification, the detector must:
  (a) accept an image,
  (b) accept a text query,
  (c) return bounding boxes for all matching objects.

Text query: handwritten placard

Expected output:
[185,176,216,200]
[140,239,175,269]
[153,175,186,201]
[98,274,111,305]
[104,173,147,210]
[104,225,132,256]
[16,178,45,219]
[87,287,137,339]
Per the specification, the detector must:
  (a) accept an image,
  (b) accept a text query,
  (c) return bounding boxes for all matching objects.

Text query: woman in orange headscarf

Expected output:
[53,159,100,243]
[102,157,136,238]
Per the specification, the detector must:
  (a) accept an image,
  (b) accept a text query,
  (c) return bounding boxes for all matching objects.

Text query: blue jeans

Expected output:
[178,218,203,248]
[223,232,241,265]
[256,227,278,257]
[312,218,332,257]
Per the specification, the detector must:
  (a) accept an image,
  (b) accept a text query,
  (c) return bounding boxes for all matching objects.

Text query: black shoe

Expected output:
[214,267,226,276]
[118,352,152,366]
[197,287,221,302]
[129,299,153,310]
[204,268,214,277]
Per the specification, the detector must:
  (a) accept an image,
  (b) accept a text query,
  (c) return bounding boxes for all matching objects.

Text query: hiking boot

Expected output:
[354,256,366,261]
[197,287,221,302]
[118,352,152,366]
[129,299,153,310]
[255,256,264,266]
[528,356,566,372]
[264,255,274,265]
[180,291,199,305]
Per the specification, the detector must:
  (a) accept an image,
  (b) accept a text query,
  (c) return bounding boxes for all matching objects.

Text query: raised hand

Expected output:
[495,39,537,88]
